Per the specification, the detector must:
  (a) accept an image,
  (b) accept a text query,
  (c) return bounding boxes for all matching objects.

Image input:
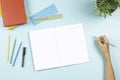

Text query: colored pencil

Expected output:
[10,38,17,64]
[12,42,22,66]
[7,35,10,62]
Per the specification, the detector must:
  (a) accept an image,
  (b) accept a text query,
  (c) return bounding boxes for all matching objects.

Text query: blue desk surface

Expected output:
[0,0,120,80]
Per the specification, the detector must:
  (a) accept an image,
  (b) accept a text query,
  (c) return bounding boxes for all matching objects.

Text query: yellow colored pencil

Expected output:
[35,14,63,21]
[7,35,10,62]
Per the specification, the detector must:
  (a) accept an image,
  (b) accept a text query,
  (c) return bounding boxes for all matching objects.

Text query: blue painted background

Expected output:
[0,0,120,80]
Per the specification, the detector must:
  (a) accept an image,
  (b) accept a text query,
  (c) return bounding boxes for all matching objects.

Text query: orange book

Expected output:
[0,0,2,16]
[1,0,27,27]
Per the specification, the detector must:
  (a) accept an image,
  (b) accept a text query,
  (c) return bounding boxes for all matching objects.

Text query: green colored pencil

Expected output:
[10,38,17,64]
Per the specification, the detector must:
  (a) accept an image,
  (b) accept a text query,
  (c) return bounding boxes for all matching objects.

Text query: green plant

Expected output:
[94,0,120,18]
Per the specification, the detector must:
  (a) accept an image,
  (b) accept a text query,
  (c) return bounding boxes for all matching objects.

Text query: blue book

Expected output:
[30,4,58,25]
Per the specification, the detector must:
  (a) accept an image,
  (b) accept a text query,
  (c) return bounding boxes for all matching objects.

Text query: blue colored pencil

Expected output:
[12,41,22,66]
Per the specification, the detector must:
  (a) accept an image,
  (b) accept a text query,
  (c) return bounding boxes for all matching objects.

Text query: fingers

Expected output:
[97,35,109,47]
[97,37,103,47]
[100,35,109,43]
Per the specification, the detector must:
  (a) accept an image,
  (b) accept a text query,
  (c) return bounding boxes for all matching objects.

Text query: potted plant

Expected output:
[95,0,120,17]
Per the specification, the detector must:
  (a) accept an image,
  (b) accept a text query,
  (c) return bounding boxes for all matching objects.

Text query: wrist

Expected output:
[105,56,111,62]
[103,52,110,58]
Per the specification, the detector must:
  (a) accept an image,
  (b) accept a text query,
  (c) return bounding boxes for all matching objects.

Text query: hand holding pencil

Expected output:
[96,35,115,80]
[96,35,110,58]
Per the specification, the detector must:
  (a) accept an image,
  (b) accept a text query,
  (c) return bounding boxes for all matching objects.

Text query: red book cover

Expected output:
[1,0,27,27]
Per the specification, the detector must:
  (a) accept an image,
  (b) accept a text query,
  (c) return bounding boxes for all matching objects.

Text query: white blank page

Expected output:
[29,24,89,71]
[56,24,89,65]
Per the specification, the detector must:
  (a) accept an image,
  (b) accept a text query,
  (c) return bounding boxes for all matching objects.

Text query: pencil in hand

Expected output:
[93,36,116,48]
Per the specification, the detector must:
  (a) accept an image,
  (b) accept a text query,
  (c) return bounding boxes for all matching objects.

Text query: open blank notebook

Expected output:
[29,24,89,71]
